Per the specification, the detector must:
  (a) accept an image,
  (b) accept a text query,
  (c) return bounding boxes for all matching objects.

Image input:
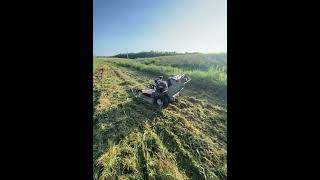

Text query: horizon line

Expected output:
[94,50,227,56]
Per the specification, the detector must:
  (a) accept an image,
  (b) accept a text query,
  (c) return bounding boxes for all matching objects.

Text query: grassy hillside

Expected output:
[93,55,227,179]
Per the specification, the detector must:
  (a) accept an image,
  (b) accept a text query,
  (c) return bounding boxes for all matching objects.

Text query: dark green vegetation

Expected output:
[93,54,227,179]
[112,51,202,59]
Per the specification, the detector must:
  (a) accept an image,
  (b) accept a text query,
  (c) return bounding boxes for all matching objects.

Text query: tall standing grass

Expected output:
[93,56,98,71]
[110,59,227,96]
[138,53,227,72]
[93,56,104,72]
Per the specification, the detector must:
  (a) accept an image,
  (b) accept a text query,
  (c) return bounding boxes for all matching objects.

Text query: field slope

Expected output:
[93,56,227,180]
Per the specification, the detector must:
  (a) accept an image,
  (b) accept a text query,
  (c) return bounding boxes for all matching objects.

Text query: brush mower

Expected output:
[131,74,191,107]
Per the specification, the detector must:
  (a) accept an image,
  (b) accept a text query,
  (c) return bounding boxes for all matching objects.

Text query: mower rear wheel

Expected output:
[163,94,170,106]
[155,95,169,107]
[156,98,164,107]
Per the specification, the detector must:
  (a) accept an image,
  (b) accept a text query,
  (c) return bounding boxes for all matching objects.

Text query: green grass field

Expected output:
[93,56,105,72]
[93,54,227,179]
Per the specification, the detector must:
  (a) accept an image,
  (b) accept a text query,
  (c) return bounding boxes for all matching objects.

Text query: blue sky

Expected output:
[93,0,227,56]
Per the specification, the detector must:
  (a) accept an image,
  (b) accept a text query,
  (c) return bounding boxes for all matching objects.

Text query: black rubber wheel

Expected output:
[155,97,164,107]
[154,95,169,107]
[161,95,169,107]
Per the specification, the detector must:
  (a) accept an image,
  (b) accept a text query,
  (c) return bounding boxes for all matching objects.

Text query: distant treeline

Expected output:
[112,51,200,59]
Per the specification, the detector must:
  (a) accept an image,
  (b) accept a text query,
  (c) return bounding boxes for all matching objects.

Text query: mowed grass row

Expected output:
[109,58,227,100]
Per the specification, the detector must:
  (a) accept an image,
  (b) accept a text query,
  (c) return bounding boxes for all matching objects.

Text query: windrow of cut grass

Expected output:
[109,58,227,100]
